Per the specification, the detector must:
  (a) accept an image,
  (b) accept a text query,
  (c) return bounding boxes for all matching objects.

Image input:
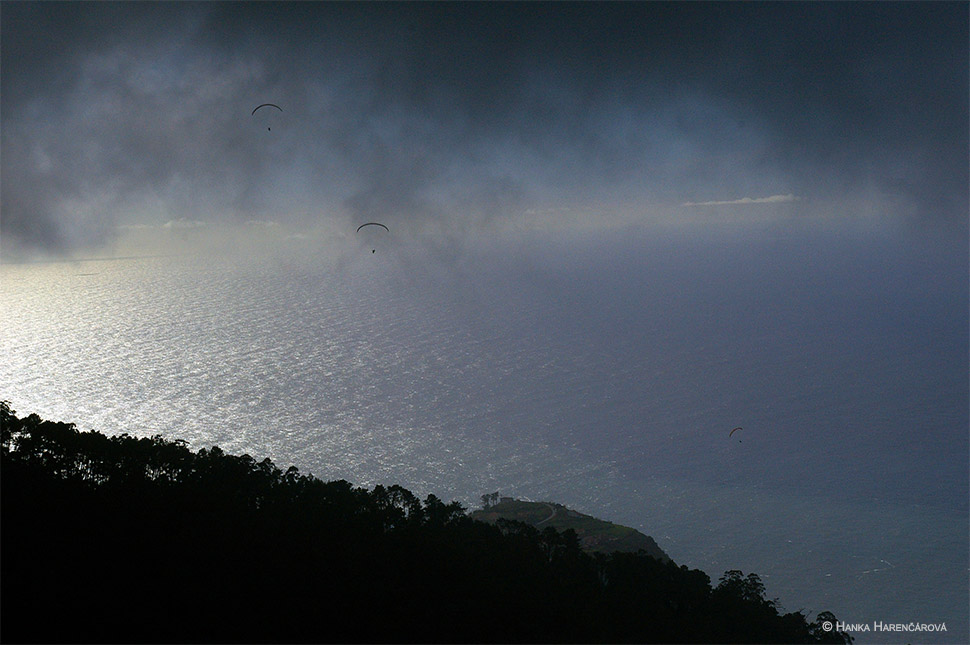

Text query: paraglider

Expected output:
[729,426,742,442]
[356,222,388,253]
[252,103,283,130]
[356,222,389,233]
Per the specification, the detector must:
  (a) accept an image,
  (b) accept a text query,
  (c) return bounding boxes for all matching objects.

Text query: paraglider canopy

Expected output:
[356,222,388,253]
[252,103,283,131]
[252,103,283,115]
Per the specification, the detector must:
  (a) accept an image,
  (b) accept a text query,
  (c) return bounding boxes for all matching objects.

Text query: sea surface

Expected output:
[2,224,967,643]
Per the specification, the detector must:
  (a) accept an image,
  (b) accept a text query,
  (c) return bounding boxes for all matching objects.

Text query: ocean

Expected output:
[2,223,967,643]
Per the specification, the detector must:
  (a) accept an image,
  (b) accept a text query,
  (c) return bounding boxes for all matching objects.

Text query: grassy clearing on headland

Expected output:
[471,498,671,561]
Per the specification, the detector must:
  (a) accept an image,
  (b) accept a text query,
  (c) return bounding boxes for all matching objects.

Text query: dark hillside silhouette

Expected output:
[1,402,852,643]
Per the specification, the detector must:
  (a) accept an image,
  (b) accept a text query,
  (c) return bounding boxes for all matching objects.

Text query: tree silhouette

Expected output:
[481,490,500,509]
[1,402,853,644]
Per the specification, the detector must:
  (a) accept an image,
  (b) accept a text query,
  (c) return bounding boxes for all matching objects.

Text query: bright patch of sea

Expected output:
[2,224,967,643]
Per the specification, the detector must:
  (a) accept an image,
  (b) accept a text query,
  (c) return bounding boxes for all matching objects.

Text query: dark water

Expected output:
[2,224,967,642]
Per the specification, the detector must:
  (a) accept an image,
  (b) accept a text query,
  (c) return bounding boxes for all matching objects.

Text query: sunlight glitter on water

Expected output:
[2,230,967,643]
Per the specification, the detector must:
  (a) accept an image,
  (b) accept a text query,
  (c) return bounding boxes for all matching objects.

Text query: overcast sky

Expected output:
[2,1,967,258]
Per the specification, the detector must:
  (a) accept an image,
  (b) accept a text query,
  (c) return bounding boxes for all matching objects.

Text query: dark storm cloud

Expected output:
[2,2,966,256]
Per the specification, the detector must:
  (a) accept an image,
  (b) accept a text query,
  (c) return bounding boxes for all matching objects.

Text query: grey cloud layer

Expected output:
[2,2,966,255]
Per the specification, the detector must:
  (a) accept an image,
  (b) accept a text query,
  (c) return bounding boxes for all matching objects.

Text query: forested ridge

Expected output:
[1,402,852,643]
